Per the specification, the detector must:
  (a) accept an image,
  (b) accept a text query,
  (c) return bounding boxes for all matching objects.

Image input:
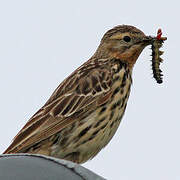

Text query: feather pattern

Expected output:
[4,58,113,154]
[3,25,165,164]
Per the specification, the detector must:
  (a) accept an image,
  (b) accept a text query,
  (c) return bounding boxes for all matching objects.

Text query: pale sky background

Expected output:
[0,1,179,180]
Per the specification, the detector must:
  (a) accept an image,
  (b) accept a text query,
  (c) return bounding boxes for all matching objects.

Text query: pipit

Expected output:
[4,25,166,164]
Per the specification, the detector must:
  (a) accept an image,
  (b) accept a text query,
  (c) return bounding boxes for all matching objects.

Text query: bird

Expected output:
[4,25,155,164]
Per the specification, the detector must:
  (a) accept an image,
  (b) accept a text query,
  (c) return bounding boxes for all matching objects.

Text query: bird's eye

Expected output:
[123,36,131,42]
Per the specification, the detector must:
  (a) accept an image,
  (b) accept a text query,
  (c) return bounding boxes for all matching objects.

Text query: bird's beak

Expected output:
[135,36,153,47]
[141,35,167,46]
[141,36,154,46]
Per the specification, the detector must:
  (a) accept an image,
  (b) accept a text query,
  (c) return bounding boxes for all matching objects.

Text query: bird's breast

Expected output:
[94,63,132,148]
[50,62,132,163]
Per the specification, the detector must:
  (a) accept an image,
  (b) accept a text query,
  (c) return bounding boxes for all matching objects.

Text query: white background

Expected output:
[0,1,179,179]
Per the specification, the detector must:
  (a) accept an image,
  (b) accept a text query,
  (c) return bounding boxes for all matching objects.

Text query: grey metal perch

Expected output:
[0,154,106,180]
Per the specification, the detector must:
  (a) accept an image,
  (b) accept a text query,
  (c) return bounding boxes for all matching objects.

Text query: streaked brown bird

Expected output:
[4,25,157,163]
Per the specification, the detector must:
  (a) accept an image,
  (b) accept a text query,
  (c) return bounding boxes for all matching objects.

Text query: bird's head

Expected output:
[94,25,153,68]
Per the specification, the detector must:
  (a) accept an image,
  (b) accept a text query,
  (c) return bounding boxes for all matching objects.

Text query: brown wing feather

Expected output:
[4,59,113,154]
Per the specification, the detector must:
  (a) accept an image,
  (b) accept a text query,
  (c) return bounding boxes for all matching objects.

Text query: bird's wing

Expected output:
[4,59,113,153]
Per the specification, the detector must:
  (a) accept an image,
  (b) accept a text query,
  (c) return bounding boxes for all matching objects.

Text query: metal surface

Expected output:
[0,154,106,180]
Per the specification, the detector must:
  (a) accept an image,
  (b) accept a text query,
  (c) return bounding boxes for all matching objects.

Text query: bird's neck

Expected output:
[92,45,136,69]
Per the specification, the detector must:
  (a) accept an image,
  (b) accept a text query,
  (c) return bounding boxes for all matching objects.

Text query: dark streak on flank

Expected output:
[78,125,92,138]
[120,89,124,94]
[111,102,117,110]
[116,99,121,106]
[94,117,106,128]
[99,106,107,115]
[80,130,100,145]
[114,116,120,123]
[127,84,131,92]
[109,110,114,120]
[110,121,114,128]
[113,76,120,82]
[87,134,96,141]
[100,123,108,130]
[121,97,126,108]
[92,129,99,136]
[120,73,127,88]
[112,86,120,97]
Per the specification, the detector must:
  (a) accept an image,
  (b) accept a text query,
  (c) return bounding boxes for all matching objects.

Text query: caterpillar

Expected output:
[151,29,167,84]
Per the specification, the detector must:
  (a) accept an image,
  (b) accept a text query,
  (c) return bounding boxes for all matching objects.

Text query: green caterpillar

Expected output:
[151,39,164,84]
[151,29,167,84]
